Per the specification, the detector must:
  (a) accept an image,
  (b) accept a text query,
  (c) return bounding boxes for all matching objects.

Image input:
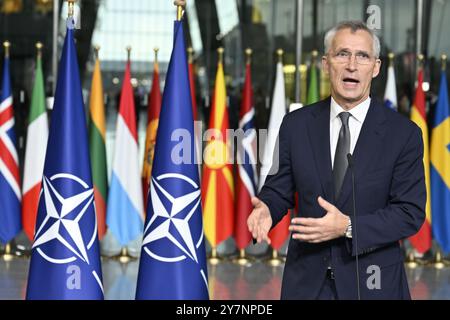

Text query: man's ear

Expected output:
[322,55,329,75]
[372,58,382,78]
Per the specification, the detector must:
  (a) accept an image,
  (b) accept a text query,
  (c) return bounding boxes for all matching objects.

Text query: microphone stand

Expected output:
[347,153,360,300]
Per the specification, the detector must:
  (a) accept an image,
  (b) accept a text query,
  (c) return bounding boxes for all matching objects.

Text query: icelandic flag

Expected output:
[0,50,21,244]
[135,20,209,300]
[26,25,103,300]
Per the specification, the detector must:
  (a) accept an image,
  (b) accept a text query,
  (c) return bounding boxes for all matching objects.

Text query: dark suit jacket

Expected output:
[258,97,426,300]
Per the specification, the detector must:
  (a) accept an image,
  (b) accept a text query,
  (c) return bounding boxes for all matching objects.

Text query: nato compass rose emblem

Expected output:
[142,173,207,286]
[32,173,102,288]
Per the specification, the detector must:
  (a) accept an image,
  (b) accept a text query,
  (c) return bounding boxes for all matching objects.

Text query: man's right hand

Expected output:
[247,197,272,244]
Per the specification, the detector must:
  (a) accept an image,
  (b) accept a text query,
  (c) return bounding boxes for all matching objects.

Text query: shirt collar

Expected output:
[330,96,371,123]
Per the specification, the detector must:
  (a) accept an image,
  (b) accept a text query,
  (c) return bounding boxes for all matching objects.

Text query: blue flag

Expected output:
[26,25,103,300]
[0,51,21,244]
[431,71,450,254]
[135,20,209,300]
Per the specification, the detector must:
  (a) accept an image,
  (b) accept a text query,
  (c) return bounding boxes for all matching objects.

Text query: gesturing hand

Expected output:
[289,196,349,243]
[247,197,272,245]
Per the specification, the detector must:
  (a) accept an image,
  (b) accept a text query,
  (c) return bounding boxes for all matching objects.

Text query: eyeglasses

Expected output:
[330,50,375,65]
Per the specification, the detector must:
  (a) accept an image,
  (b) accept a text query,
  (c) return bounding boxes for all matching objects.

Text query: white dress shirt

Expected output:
[330,97,371,169]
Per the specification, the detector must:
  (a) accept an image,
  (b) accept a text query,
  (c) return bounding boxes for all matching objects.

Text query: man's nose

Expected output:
[346,55,358,71]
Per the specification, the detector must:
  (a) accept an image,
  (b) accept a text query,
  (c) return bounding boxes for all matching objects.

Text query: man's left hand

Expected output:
[289,196,349,243]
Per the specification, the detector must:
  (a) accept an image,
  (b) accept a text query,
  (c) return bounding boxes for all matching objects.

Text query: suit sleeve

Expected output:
[258,116,296,228]
[348,125,426,256]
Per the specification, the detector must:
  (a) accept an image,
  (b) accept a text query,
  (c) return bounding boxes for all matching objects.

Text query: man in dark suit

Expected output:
[247,21,426,299]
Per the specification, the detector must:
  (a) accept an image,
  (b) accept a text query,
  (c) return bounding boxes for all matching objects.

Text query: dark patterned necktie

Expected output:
[333,112,351,199]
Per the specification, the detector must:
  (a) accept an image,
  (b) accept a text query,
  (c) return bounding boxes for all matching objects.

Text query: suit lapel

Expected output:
[306,98,334,202]
[336,99,388,208]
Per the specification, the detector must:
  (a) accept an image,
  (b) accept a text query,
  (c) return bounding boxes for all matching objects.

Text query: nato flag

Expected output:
[135,20,209,300]
[26,24,103,300]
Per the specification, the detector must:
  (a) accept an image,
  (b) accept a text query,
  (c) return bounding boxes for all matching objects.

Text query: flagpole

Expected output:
[277,48,283,64]
[232,48,255,268]
[94,45,100,60]
[294,0,304,103]
[126,46,131,63]
[266,249,283,267]
[2,41,16,262]
[36,41,43,59]
[311,49,318,66]
[68,0,75,17]
[154,47,159,67]
[116,45,135,264]
[177,3,183,21]
[266,48,288,266]
[433,54,450,269]
[3,40,10,58]
[388,52,394,68]
[432,54,448,270]
[208,47,225,266]
[417,53,424,71]
[187,46,193,64]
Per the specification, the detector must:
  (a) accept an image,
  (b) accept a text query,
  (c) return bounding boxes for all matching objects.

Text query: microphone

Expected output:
[347,153,360,300]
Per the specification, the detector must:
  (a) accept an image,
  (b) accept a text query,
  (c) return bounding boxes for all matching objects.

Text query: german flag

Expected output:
[201,49,234,247]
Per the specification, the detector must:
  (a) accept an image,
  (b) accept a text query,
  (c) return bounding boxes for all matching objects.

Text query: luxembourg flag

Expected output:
[106,59,144,247]
[0,45,21,244]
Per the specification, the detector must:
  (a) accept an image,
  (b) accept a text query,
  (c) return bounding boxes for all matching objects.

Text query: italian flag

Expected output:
[22,53,49,241]
[88,55,108,240]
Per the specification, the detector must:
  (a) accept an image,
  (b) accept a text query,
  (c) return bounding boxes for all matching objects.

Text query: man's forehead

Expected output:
[331,28,373,51]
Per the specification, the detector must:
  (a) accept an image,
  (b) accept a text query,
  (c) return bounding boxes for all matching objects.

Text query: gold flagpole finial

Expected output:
[175,0,185,21]
[67,0,76,17]
[276,48,284,63]
[3,41,11,58]
[187,47,194,64]
[153,47,159,64]
[311,50,318,67]
[417,53,424,68]
[441,54,447,71]
[217,47,224,64]
[36,42,43,58]
[126,46,131,62]
[388,52,395,67]
[245,48,252,65]
[94,45,100,59]
[177,6,183,20]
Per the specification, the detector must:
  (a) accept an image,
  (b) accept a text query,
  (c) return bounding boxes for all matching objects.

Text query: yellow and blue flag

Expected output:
[431,71,450,254]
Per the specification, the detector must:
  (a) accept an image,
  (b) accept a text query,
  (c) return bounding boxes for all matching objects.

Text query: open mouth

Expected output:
[343,77,360,84]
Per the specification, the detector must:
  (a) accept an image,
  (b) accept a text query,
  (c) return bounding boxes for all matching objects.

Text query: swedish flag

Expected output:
[431,71,450,254]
